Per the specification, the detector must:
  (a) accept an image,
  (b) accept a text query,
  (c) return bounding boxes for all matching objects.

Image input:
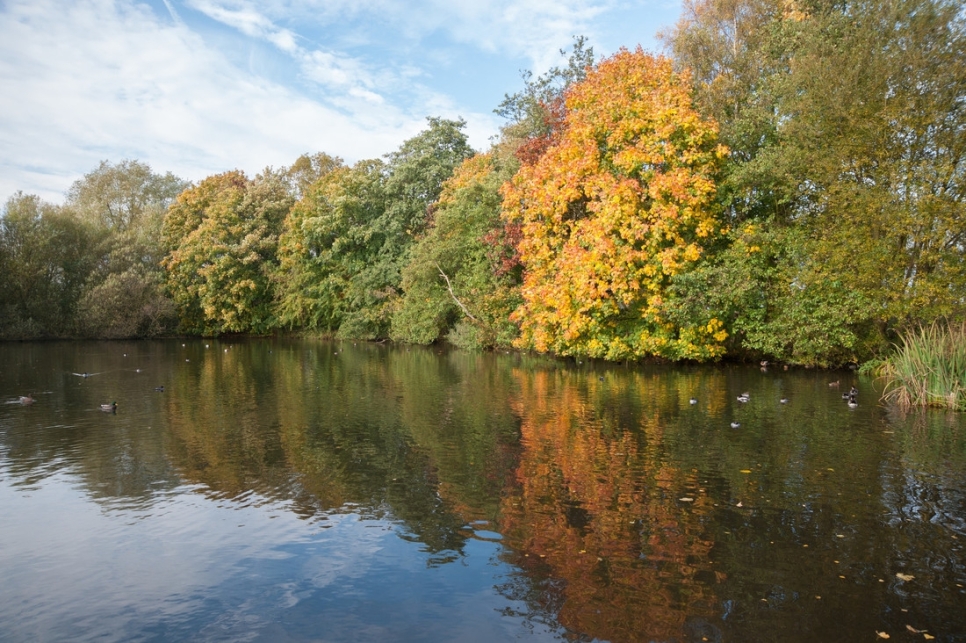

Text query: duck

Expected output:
[100,401,117,413]
[737,393,750,403]
[730,421,741,428]
[828,380,840,387]
[154,386,164,392]
[847,394,858,408]
[18,395,35,405]
[849,386,858,397]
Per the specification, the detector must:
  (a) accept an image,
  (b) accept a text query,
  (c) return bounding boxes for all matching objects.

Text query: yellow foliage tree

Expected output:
[502,48,729,361]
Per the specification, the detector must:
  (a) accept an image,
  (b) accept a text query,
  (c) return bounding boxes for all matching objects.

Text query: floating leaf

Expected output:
[679,497,695,502]
[906,626,921,634]
[924,634,935,640]
[740,469,752,474]
[896,573,915,582]
[876,632,890,639]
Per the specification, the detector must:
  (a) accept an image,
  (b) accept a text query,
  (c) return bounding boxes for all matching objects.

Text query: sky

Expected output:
[0,0,682,205]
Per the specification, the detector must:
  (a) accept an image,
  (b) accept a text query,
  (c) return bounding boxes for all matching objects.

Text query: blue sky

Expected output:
[0,0,681,203]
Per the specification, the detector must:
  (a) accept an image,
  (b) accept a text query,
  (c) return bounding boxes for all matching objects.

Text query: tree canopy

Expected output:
[504,48,728,361]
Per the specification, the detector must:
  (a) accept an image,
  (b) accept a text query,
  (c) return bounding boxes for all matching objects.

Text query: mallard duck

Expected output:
[829,380,840,387]
[100,401,117,412]
[18,395,35,405]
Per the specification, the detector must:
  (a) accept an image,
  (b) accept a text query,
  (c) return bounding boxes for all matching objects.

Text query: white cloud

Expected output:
[0,0,435,202]
[0,0,677,204]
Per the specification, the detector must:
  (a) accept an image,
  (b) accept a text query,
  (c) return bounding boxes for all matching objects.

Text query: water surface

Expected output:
[1,339,964,642]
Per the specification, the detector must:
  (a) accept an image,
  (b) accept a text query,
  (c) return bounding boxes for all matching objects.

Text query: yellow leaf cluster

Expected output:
[502,48,727,361]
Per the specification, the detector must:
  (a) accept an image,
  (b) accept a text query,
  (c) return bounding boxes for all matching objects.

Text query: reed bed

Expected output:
[879,322,966,411]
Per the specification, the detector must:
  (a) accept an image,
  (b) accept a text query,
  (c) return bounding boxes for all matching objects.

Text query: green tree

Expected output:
[774,0,966,331]
[162,169,293,335]
[274,119,474,340]
[274,159,383,332]
[391,153,522,348]
[0,193,96,338]
[663,0,966,364]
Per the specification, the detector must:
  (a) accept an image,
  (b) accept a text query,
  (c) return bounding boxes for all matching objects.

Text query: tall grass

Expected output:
[879,322,966,411]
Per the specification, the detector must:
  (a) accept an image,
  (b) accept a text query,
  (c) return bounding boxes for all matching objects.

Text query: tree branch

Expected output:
[435,262,478,322]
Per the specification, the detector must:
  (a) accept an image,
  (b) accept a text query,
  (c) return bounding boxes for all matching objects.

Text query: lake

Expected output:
[1,339,964,642]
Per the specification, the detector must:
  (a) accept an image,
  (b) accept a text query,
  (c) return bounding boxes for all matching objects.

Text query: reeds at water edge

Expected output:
[879,322,966,411]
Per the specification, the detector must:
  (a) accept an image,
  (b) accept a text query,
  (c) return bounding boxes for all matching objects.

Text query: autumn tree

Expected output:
[162,169,293,335]
[503,48,728,362]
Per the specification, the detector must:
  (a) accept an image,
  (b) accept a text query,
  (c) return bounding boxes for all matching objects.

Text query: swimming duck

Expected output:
[847,394,858,408]
[18,395,35,405]
[737,393,750,403]
[828,380,840,387]
[730,421,741,428]
[100,401,117,413]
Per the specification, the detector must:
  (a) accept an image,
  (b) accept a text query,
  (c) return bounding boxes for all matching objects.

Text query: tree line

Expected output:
[2,0,963,367]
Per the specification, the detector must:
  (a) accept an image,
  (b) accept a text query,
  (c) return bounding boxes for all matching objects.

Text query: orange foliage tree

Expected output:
[502,48,729,361]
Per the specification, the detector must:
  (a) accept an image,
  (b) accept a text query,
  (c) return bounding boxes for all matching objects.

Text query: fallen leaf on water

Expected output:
[680,497,694,502]
[876,632,890,639]
[924,634,935,640]
[736,502,743,507]
[907,625,922,634]
[740,469,752,474]
[896,573,915,582]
